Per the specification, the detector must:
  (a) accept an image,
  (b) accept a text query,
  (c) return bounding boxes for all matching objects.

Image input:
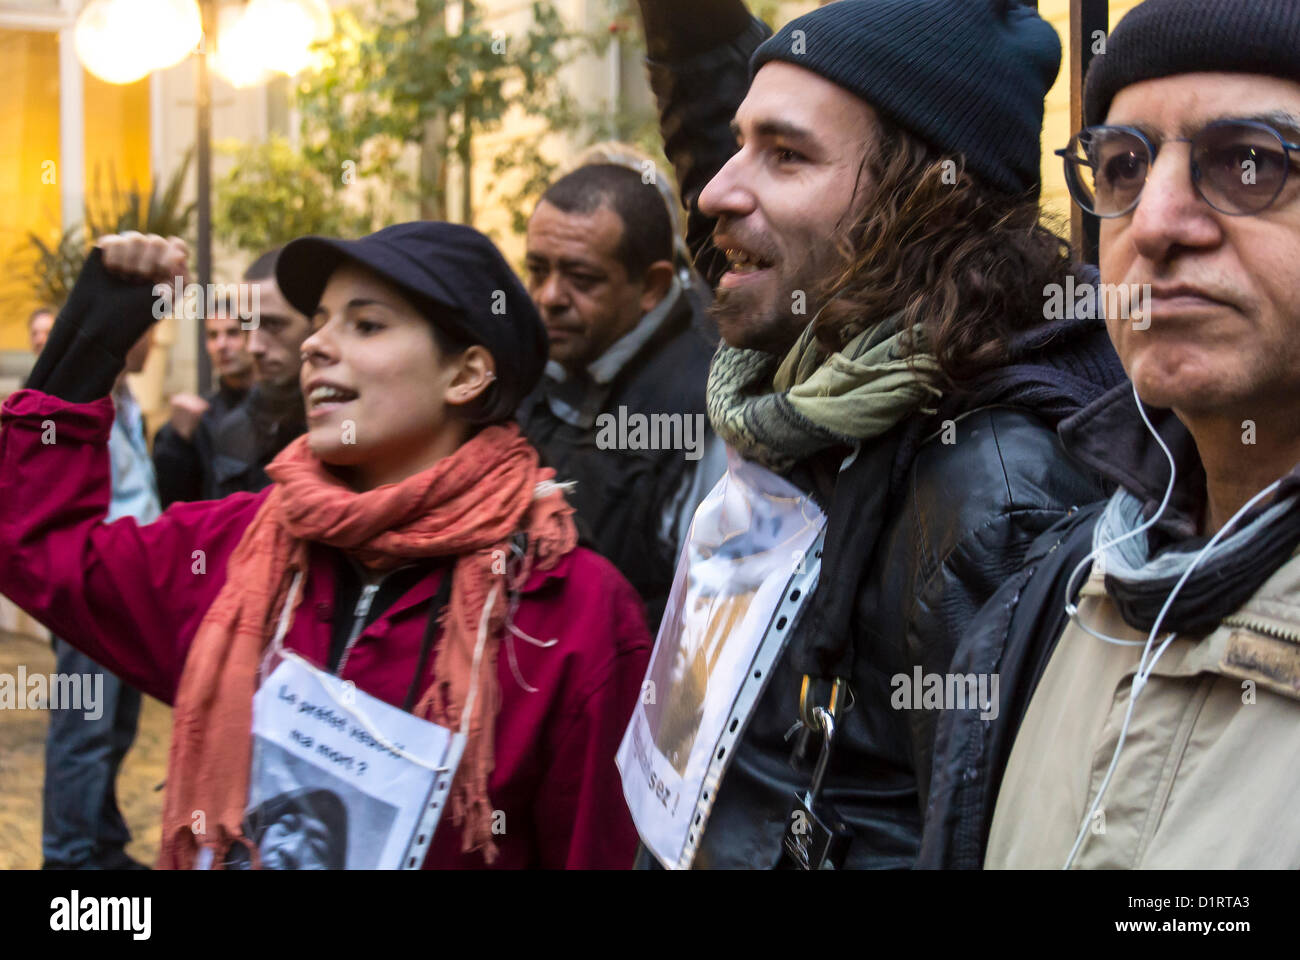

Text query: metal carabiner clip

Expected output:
[798,674,846,731]
[780,692,855,870]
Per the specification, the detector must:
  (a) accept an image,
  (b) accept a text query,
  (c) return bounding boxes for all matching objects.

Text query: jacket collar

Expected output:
[930,264,1127,427]
[1059,382,1206,541]
[539,278,686,429]
[1060,382,1300,544]
[309,542,576,627]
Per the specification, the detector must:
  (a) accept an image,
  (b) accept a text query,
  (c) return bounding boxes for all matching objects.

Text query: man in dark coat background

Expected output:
[151,290,254,507]
[519,162,725,630]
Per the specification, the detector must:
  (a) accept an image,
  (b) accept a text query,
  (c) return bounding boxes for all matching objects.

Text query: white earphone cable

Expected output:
[1062,381,1177,648]
[1061,474,1282,868]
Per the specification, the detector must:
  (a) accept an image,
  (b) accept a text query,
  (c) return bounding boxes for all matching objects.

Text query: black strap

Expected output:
[789,429,906,680]
[403,567,455,713]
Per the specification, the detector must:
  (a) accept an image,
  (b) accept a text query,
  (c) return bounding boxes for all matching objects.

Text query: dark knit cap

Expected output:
[1085,0,1300,127]
[750,0,1060,197]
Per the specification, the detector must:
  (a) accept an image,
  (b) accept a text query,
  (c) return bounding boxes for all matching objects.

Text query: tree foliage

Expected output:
[211,0,721,253]
[213,135,374,252]
[216,0,594,252]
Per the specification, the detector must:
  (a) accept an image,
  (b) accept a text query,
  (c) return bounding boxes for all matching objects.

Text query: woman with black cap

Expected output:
[0,224,652,869]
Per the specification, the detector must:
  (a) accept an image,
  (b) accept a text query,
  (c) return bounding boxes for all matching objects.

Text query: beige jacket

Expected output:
[985,553,1300,869]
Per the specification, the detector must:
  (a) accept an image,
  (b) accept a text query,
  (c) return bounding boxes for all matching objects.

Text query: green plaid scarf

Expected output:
[706,316,942,473]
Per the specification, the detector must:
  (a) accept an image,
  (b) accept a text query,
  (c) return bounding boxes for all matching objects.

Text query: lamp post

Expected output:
[1070,0,1108,265]
[74,0,330,394]
[195,0,214,393]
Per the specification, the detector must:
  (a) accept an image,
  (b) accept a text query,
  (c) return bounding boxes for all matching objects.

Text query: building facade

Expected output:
[1,0,1137,430]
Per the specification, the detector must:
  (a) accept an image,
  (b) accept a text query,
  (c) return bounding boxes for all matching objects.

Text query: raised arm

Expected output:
[0,391,264,702]
[637,0,770,288]
[1,235,263,702]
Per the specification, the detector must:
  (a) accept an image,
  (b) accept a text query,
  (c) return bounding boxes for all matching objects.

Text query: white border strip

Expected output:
[675,526,827,869]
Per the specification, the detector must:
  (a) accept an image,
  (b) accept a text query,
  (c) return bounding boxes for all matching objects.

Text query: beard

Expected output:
[710,254,827,356]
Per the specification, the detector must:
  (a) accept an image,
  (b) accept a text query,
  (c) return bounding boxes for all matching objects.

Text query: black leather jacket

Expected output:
[639,11,1124,868]
[690,407,1113,868]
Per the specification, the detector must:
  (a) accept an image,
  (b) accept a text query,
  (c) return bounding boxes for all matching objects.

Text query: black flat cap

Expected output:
[276,221,546,423]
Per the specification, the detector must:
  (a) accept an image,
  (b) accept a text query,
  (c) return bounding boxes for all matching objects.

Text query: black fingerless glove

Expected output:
[638,0,754,61]
[26,247,162,403]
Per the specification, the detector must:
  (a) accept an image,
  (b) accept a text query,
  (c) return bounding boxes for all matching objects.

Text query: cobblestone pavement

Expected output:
[0,629,171,869]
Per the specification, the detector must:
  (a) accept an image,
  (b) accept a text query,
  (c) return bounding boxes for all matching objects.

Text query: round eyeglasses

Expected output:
[1056,119,1300,218]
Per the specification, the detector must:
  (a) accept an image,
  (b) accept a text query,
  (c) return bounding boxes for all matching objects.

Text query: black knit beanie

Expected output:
[750,0,1060,198]
[1085,0,1300,127]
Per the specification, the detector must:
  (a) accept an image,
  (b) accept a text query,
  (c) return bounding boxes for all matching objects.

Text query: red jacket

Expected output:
[0,390,651,869]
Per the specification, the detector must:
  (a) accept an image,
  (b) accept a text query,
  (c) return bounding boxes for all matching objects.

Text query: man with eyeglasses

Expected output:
[921,0,1300,869]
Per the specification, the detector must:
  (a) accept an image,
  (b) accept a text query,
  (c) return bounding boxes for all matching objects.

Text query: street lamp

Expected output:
[75,0,202,85]
[209,2,272,89]
[210,0,330,88]
[73,0,331,391]
[74,0,326,87]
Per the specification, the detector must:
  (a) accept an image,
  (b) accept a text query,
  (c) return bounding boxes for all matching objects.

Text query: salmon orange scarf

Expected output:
[158,422,576,869]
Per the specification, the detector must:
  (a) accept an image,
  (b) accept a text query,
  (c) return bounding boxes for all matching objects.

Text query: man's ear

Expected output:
[638,260,676,315]
[445,345,496,408]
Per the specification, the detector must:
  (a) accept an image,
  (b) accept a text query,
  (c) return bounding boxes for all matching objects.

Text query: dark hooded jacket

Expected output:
[920,382,1300,868]
[209,382,306,498]
[637,10,1126,868]
[152,379,249,507]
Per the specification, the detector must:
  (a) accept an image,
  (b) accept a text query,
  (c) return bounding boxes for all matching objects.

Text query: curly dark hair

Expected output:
[814,114,1072,388]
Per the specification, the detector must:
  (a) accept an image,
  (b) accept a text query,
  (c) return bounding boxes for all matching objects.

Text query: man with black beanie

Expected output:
[618,0,1125,869]
[969,0,1300,869]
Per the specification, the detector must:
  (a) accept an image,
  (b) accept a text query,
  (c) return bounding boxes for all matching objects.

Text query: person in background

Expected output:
[569,141,719,345]
[518,163,725,629]
[27,306,56,357]
[152,289,255,506]
[208,248,310,497]
[40,292,159,870]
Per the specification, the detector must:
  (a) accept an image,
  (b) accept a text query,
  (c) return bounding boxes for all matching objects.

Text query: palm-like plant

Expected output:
[25,226,87,312]
[86,145,196,239]
[19,147,196,310]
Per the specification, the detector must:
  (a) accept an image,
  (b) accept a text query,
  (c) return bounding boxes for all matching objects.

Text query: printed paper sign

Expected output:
[617,452,825,868]
[240,656,463,869]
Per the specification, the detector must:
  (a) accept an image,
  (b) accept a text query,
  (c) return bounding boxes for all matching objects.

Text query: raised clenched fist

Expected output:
[97,232,190,288]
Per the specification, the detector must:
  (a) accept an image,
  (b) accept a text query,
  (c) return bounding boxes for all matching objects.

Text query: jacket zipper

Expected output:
[1220,613,1300,645]
[336,583,380,676]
